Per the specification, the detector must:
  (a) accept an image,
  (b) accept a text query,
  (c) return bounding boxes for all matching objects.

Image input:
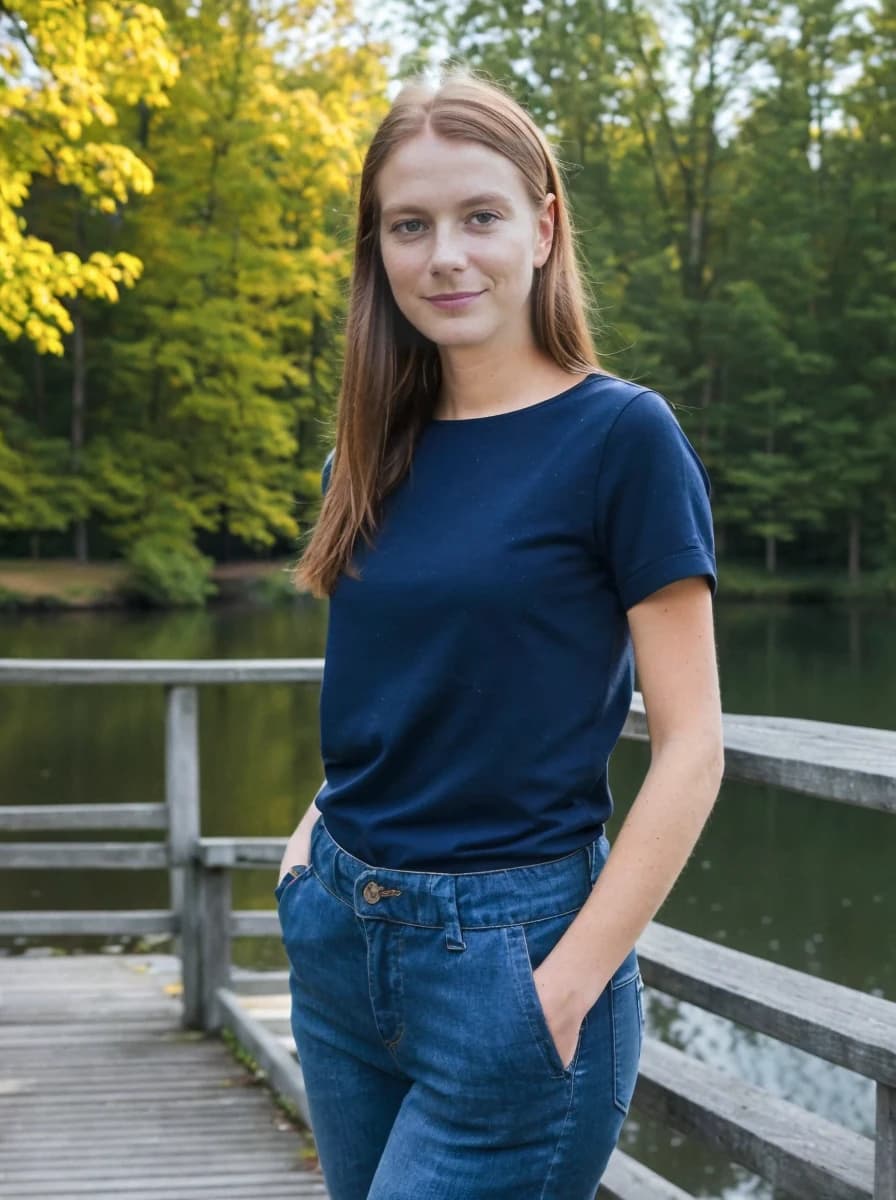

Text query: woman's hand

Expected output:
[278,827,312,887]
[532,954,594,1072]
[277,803,322,886]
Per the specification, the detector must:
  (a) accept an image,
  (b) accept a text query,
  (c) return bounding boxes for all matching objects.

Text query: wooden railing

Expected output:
[1,657,894,1200]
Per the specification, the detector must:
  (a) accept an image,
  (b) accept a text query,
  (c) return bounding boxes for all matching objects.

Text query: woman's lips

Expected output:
[425,291,484,310]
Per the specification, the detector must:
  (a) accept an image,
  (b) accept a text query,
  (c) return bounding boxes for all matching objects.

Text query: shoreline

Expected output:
[0,558,893,611]
[0,558,310,612]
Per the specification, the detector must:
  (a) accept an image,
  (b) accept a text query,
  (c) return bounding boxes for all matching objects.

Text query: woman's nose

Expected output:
[428,227,468,273]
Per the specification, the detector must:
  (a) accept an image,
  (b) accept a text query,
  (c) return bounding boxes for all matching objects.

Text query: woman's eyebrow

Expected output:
[380,191,515,219]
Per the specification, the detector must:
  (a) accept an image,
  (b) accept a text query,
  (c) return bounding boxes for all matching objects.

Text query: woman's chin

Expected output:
[429,325,497,350]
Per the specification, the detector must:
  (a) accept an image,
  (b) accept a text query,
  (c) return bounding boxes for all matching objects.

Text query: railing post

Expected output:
[165,685,201,1028]
[198,865,231,1032]
[877,1082,896,1199]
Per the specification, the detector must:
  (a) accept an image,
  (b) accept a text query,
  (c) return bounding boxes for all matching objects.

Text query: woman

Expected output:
[276,68,723,1199]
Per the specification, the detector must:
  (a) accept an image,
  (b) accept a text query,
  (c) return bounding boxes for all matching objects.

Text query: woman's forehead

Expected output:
[376,134,525,210]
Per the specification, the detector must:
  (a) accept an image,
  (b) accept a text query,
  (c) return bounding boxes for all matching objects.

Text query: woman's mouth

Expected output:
[425,291,484,311]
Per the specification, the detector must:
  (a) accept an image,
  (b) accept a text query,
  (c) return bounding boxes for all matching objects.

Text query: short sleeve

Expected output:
[321,448,335,497]
[594,390,717,610]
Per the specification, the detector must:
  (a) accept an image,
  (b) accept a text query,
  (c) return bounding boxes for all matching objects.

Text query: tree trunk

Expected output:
[847,607,861,670]
[847,512,861,583]
[71,300,88,564]
[32,348,46,430]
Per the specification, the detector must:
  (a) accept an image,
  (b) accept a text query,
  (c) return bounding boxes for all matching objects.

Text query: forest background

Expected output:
[0,0,893,607]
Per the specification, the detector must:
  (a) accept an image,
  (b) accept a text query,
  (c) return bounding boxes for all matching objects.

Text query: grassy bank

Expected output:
[718,563,896,603]
[0,558,892,611]
[0,558,307,611]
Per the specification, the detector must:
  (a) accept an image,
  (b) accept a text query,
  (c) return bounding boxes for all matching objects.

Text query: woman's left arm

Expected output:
[536,574,725,1046]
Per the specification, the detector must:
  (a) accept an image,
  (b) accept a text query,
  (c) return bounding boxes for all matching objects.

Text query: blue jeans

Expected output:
[275,815,643,1199]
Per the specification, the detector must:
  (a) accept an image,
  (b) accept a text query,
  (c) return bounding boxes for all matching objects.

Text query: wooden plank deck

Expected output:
[0,954,327,1199]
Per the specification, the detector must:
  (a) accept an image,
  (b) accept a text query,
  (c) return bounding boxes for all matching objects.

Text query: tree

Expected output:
[0,1,179,555]
[82,0,389,596]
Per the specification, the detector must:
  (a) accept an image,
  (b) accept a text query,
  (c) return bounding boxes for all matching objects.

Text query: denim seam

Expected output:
[355,908,583,931]
[539,1050,579,1200]
[384,929,405,1059]
[314,874,355,911]
[611,966,640,990]
[505,925,568,1081]
[611,973,639,1114]
[610,983,621,1113]
[384,1029,405,1064]
[362,920,406,1062]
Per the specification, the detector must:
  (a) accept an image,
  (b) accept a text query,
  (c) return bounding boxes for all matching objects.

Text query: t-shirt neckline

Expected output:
[428,371,607,426]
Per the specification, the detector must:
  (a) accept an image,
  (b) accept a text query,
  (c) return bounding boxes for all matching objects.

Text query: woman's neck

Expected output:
[434,351,587,421]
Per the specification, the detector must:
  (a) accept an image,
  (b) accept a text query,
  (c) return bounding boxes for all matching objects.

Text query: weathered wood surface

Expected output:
[636,1038,874,1200]
[0,842,168,868]
[232,910,280,937]
[625,694,896,813]
[639,922,896,1085]
[879,1084,896,1199]
[198,868,232,1032]
[0,657,324,684]
[231,967,291,994]
[217,986,313,1127]
[0,910,177,936]
[166,684,202,1027]
[0,803,168,831]
[199,837,292,867]
[0,953,328,1199]
[599,1152,697,1199]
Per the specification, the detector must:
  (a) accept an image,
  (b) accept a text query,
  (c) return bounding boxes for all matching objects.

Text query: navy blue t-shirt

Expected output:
[314,372,717,871]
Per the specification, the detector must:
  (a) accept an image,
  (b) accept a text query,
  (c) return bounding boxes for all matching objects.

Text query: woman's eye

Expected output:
[391,212,499,235]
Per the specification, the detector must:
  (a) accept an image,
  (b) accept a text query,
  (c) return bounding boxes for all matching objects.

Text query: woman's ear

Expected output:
[533,193,556,268]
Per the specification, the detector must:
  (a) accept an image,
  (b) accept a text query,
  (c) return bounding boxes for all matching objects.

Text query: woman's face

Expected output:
[376,131,554,353]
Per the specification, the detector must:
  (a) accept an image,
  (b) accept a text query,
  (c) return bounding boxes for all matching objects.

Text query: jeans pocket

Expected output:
[505,912,585,1081]
[610,950,643,1114]
[275,863,314,906]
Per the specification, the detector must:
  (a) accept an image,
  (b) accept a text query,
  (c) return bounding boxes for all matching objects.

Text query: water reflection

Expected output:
[648,991,874,1134]
[617,1110,772,1198]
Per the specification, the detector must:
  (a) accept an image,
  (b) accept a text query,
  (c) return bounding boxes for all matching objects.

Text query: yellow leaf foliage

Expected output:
[0,1,179,353]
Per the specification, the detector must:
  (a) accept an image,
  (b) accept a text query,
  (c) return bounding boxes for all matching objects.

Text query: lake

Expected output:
[1,597,893,1197]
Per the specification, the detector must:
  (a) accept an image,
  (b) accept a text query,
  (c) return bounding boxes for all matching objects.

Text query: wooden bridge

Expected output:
[1,658,895,1199]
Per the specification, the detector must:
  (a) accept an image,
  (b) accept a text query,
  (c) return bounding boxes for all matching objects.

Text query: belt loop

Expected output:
[587,834,608,886]
[444,876,466,952]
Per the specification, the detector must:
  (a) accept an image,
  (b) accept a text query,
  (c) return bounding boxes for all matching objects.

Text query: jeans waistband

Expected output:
[310,816,610,932]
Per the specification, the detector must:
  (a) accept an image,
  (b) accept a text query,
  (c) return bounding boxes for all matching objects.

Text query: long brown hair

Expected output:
[295,68,603,598]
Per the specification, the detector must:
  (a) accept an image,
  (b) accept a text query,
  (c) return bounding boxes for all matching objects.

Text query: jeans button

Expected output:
[363,881,382,903]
